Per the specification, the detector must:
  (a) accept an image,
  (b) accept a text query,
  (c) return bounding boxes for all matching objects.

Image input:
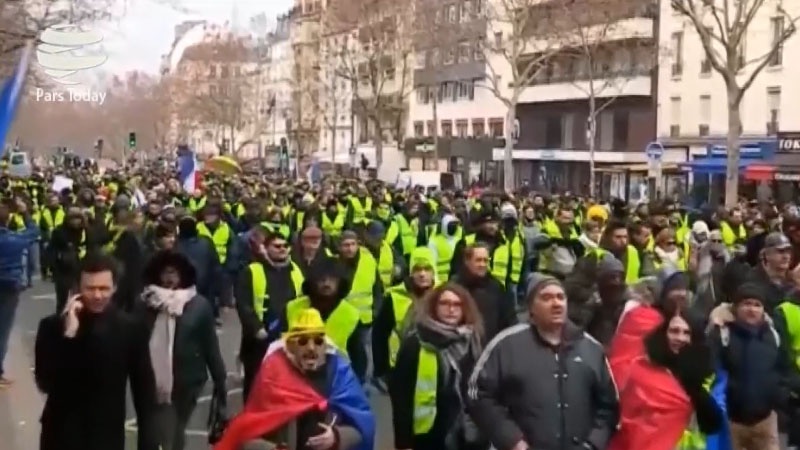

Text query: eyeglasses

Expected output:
[438,300,463,310]
[271,243,288,249]
[295,335,325,346]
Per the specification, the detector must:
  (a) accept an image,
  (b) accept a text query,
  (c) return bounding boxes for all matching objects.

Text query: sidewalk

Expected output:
[0,327,43,450]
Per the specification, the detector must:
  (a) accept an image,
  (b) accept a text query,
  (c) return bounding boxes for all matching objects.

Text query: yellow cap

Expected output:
[283,308,326,339]
[587,205,608,222]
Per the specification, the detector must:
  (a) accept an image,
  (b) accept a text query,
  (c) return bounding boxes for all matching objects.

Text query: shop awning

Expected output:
[679,158,759,174]
[744,164,775,181]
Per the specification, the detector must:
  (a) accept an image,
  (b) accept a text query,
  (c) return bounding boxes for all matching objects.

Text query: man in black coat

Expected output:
[34,253,155,450]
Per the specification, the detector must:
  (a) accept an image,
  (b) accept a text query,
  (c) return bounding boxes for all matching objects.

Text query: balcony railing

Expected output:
[528,64,650,86]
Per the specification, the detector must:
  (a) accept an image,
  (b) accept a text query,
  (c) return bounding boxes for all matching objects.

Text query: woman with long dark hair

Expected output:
[389,283,486,450]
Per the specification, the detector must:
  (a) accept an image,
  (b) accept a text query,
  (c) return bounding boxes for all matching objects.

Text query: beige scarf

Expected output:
[141,285,196,404]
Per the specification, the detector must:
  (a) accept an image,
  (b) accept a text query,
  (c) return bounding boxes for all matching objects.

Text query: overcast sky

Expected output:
[98,0,293,74]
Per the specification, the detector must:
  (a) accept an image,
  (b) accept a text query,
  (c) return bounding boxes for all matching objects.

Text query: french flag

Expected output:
[177,147,201,192]
[0,41,33,158]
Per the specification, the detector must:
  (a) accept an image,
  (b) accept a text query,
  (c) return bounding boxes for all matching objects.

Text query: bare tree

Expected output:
[325,0,415,167]
[546,0,658,196]
[671,0,798,207]
[182,37,264,156]
[483,0,561,190]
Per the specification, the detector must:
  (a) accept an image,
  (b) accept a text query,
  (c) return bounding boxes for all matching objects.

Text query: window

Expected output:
[488,118,503,137]
[472,118,485,136]
[447,4,457,22]
[416,52,426,69]
[494,32,502,49]
[414,121,424,137]
[767,86,781,135]
[670,96,681,137]
[458,40,471,63]
[462,0,471,21]
[209,65,217,77]
[671,32,683,76]
[456,120,468,137]
[444,47,455,65]
[474,38,485,61]
[544,116,563,148]
[699,95,711,136]
[770,17,784,66]
[612,111,629,149]
[458,80,472,99]
[441,120,453,137]
[416,87,428,104]
[426,120,435,136]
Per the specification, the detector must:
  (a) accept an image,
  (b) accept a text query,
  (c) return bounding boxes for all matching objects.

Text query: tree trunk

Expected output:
[503,103,516,191]
[373,130,383,179]
[725,85,742,209]
[588,95,597,198]
[432,89,439,170]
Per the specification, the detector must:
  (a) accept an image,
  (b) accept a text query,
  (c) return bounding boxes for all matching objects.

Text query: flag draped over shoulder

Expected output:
[0,42,33,159]
[608,305,664,387]
[214,346,375,450]
[607,357,693,450]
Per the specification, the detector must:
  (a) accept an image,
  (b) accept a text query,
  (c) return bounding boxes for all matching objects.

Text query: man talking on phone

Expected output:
[34,253,156,450]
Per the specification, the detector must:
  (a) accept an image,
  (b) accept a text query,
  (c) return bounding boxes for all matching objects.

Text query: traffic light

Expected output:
[128,132,136,148]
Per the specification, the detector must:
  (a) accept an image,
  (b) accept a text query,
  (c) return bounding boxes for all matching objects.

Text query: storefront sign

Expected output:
[775,172,800,182]
[708,143,763,157]
[777,132,800,153]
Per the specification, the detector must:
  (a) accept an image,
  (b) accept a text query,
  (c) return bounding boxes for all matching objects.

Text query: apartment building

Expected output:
[404,0,504,174]
[317,27,356,164]
[288,0,324,158]
[658,0,800,190]
[259,13,294,164]
[487,0,664,193]
[167,24,261,157]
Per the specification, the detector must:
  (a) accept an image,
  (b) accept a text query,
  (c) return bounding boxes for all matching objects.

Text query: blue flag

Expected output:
[0,42,32,159]
[327,352,376,450]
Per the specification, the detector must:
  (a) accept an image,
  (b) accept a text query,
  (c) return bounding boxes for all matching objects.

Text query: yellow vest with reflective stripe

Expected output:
[593,246,641,284]
[504,230,524,284]
[249,262,304,323]
[387,287,413,368]
[345,248,378,324]
[394,214,419,255]
[464,234,511,285]
[720,221,746,249]
[197,222,231,263]
[431,235,455,281]
[42,207,65,230]
[286,296,360,356]
[413,346,438,435]
[778,302,800,369]
[321,211,345,237]
[189,197,206,212]
[349,197,372,224]
[103,228,125,253]
[378,242,394,287]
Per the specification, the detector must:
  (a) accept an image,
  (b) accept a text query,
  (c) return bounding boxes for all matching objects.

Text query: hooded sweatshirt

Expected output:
[429,214,460,263]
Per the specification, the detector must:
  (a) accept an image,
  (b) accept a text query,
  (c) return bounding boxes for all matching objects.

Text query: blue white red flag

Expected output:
[0,42,33,159]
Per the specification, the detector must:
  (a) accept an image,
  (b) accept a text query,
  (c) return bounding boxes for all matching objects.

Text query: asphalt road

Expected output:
[1,281,395,450]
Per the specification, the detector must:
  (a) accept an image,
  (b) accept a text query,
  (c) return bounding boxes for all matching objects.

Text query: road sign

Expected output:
[645,141,664,160]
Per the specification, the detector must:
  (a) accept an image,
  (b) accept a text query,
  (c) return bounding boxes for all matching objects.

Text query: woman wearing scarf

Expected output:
[608,308,723,450]
[389,283,486,450]
[137,250,228,450]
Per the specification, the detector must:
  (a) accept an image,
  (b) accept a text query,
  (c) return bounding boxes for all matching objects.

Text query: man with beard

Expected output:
[449,210,502,280]
[235,229,305,400]
[567,253,630,346]
[372,247,436,385]
[597,220,641,284]
[216,309,374,450]
[280,257,366,381]
[47,206,92,313]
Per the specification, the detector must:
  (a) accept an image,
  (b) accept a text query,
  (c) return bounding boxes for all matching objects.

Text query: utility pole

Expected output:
[330,69,337,171]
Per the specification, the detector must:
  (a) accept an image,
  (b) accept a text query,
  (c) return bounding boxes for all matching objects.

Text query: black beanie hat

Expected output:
[732,282,766,307]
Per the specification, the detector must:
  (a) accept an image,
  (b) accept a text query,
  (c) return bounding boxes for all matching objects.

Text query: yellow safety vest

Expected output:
[393,214,419,255]
[387,287,413,368]
[103,228,125,253]
[464,234,516,285]
[41,207,65,230]
[413,346,438,435]
[345,248,378,324]
[189,197,207,212]
[720,221,746,249]
[431,235,455,281]
[349,197,372,224]
[378,242,394,287]
[260,221,291,240]
[321,211,345,237]
[78,230,87,259]
[778,302,800,369]
[504,230,524,284]
[197,222,231,263]
[286,296,361,356]
[249,261,304,323]
[594,246,641,284]
[538,218,578,272]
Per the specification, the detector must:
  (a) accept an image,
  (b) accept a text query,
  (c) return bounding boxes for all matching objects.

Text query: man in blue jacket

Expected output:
[0,200,40,387]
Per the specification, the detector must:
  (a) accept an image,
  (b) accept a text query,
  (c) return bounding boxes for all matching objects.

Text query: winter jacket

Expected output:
[467,322,619,450]
[175,235,220,299]
[0,218,40,290]
[451,271,516,344]
[710,318,789,425]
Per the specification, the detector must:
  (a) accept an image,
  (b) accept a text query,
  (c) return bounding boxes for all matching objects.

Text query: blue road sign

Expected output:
[645,142,664,160]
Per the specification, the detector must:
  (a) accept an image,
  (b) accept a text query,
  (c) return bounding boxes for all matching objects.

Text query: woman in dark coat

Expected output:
[137,250,228,450]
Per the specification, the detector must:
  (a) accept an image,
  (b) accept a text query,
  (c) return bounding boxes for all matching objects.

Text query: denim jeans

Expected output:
[0,288,21,378]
